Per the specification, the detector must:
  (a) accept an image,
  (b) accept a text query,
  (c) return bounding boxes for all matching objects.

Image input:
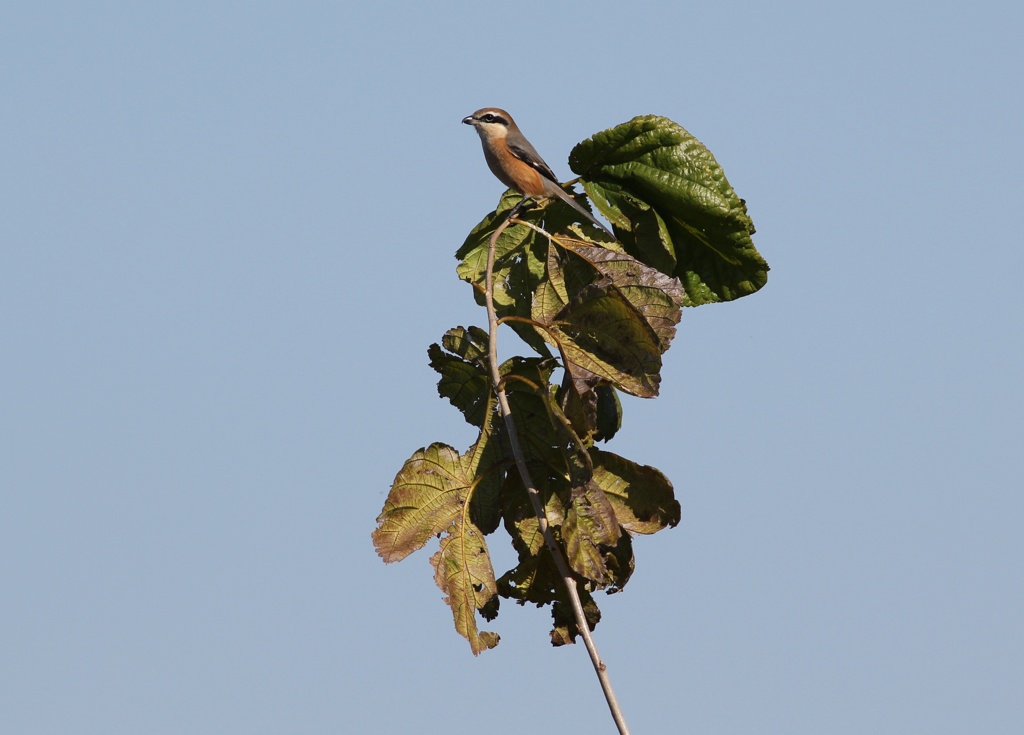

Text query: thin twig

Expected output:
[484,211,632,735]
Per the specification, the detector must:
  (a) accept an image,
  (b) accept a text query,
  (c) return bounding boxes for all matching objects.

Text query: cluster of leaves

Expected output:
[372,116,766,653]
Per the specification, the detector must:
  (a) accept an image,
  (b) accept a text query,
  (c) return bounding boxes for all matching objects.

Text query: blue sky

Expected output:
[2,2,1021,733]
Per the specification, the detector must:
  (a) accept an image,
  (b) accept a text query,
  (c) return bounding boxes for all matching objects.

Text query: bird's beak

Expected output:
[462,116,475,125]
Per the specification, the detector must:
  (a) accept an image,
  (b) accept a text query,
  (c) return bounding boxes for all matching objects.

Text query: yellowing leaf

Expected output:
[431,517,500,655]
[372,443,468,563]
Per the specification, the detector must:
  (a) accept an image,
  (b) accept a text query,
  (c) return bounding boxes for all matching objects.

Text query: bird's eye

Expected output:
[481,114,496,123]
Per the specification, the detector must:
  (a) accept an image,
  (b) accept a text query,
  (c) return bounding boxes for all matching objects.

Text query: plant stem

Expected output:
[484,212,632,735]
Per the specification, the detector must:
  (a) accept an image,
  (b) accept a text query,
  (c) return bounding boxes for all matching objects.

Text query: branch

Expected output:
[484,210,632,735]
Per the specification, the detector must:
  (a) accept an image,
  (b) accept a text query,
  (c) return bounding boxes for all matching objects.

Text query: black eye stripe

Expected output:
[479,113,507,125]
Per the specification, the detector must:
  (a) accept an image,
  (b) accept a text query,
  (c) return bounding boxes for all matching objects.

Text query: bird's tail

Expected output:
[548,184,613,237]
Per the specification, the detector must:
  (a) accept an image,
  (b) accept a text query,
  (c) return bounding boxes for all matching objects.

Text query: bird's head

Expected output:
[462,108,515,141]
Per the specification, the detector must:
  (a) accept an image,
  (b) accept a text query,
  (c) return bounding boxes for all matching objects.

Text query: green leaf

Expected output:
[456,188,614,357]
[590,447,680,534]
[550,584,601,646]
[561,241,685,351]
[441,324,490,362]
[593,384,622,443]
[563,480,621,584]
[558,370,602,443]
[571,115,767,305]
[463,406,507,537]
[497,550,560,606]
[431,516,500,655]
[544,385,594,487]
[500,465,566,558]
[602,531,635,594]
[428,326,491,427]
[533,243,665,398]
[499,357,572,474]
[496,554,602,647]
[589,187,678,276]
[457,194,549,356]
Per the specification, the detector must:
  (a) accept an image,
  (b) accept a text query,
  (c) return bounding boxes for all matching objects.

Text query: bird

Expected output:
[462,107,612,236]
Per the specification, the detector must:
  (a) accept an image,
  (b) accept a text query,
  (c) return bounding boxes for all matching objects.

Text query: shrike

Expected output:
[462,107,612,236]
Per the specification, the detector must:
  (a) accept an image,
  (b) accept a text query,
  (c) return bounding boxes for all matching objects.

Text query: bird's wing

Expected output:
[506,136,560,185]
[506,130,613,237]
